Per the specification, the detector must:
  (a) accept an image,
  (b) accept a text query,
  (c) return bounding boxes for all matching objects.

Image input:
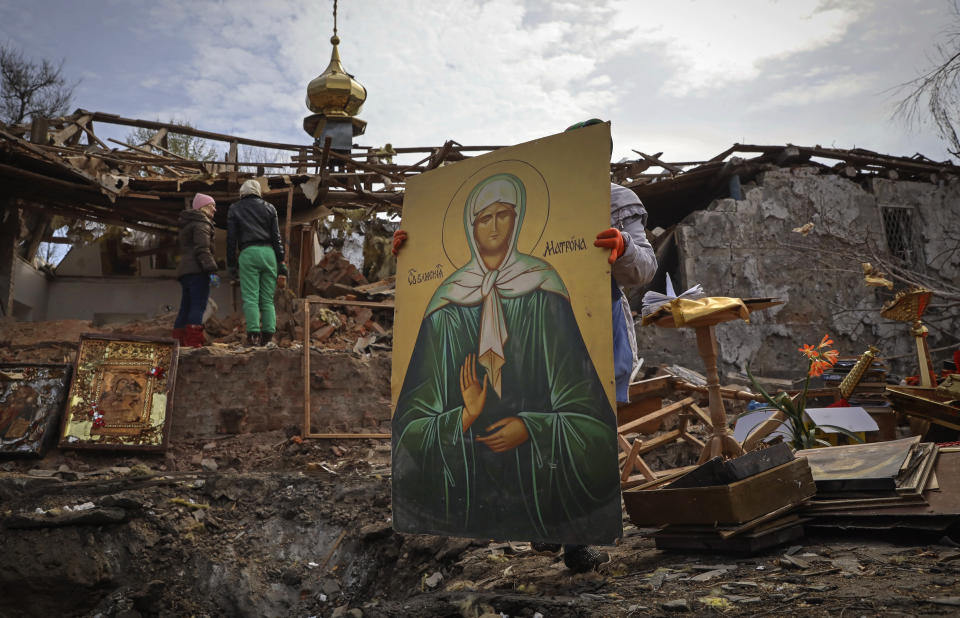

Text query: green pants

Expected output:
[238,245,278,334]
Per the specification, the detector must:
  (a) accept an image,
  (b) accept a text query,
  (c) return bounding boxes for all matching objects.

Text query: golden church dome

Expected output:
[305,35,367,118]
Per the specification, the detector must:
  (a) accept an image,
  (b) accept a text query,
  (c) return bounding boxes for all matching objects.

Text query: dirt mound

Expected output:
[3,440,959,617]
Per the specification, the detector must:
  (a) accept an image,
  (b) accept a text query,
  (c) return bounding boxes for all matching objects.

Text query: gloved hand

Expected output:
[209,273,221,288]
[392,230,407,256]
[278,262,289,276]
[594,228,625,264]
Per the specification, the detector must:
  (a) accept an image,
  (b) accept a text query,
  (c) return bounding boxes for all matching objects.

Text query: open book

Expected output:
[640,273,704,317]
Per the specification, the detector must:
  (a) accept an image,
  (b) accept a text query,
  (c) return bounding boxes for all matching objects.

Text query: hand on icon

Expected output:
[459,352,487,432]
[476,417,530,453]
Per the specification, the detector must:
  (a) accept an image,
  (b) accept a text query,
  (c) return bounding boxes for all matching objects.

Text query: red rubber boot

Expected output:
[184,324,206,348]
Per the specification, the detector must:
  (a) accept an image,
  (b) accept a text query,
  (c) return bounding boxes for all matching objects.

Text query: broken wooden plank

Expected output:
[617,397,694,435]
[688,403,713,428]
[627,375,675,398]
[633,452,657,482]
[304,433,390,439]
[673,380,758,401]
[621,439,644,482]
[303,299,311,438]
[622,465,698,491]
[632,149,683,174]
[50,113,92,146]
[617,396,664,430]
[306,296,395,309]
[635,429,684,456]
[76,121,110,150]
[678,414,706,449]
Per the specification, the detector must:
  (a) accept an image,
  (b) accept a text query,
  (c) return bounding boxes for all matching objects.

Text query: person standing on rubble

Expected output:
[535,118,659,571]
[226,179,288,346]
[174,193,219,348]
[391,119,658,572]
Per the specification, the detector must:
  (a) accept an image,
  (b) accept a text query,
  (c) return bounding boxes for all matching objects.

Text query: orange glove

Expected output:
[392,230,408,256]
[594,228,625,264]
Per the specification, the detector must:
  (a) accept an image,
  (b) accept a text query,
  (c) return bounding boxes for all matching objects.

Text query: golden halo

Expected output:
[441,160,550,270]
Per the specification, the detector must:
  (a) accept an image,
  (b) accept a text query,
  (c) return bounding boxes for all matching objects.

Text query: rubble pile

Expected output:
[2,440,960,617]
[304,249,368,298]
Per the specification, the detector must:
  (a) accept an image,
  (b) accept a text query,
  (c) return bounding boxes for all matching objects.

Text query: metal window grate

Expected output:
[879,205,924,269]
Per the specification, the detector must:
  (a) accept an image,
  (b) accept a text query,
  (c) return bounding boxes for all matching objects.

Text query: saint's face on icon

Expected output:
[100,376,144,423]
[473,201,516,268]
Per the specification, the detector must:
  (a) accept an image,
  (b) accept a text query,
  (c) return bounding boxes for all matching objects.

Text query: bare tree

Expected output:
[894,2,960,158]
[127,123,218,161]
[0,44,77,125]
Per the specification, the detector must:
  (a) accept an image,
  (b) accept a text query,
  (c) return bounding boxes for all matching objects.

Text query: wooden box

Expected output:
[616,397,663,434]
[623,457,815,526]
[867,410,898,442]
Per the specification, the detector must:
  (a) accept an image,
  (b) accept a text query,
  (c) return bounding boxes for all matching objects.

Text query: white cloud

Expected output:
[748,73,877,112]
[20,0,947,164]
[609,0,863,97]
[137,0,629,146]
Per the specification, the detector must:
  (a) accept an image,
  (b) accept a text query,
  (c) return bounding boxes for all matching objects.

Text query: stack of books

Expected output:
[799,437,952,534]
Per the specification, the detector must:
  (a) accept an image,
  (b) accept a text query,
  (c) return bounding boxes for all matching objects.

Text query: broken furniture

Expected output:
[799,437,958,536]
[58,334,178,452]
[886,384,960,433]
[797,436,934,495]
[0,363,72,456]
[643,296,783,462]
[623,444,816,553]
[617,368,763,488]
[882,288,937,387]
[617,395,708,488]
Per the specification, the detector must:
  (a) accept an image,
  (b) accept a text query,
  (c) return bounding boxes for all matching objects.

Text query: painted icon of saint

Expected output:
[0,385,39,438]
[392,173,621,544]
[99,375,144,423]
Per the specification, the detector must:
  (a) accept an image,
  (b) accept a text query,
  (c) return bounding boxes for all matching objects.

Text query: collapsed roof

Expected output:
[1,109,958,236]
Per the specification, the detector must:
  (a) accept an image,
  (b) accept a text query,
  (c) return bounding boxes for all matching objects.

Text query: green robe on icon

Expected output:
[392,173,621,544]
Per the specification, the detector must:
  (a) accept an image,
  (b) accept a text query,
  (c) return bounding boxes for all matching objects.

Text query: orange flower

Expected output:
[800,334,839,376]
[808,360,827,377]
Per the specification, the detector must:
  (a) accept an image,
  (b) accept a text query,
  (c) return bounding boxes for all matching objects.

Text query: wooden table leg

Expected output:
[694,324,744,462]
[303,299,311,436]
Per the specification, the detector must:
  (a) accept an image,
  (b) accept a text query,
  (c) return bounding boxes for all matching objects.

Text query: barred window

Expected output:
[879,205,924,269]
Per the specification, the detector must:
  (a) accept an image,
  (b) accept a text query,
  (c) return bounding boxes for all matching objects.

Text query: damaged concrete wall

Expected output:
[635,168,960,379]
[171,348,392,439]
[13,257,48,320]
[44,277,234,322]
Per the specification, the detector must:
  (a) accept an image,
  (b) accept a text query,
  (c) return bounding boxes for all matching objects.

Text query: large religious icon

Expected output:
[391,124,622,545]
[0,364,72,457]
[58,334,178,451]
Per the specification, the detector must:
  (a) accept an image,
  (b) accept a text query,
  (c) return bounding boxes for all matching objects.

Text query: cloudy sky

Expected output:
[0,0,955,164]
